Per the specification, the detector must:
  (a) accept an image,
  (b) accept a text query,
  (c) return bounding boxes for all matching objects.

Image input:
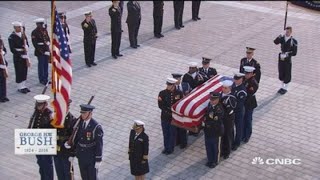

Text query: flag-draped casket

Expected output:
[171,75,231,131]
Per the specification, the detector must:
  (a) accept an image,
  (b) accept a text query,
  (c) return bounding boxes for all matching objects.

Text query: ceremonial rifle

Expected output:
[284,1,289,30]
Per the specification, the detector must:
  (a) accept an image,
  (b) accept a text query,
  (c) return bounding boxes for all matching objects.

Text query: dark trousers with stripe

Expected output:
[36,155,53,180]
[161,120,176,153]
[205,136,221,164]
[78,158,97,180]
[54,155,72,180]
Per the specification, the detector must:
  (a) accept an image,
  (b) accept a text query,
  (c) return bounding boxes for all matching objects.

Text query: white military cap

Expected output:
[188,62,198,67]
[84,11,92,16]
[243,66,255,73]
[233,72,245,79]
[34,94,50,103]
[166,77,178,84]
[34,18,45,23]
[134,120,145,126]
[222,80,233,87]
[12,21,23,27]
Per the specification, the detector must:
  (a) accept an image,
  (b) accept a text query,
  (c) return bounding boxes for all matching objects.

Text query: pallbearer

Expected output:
[239,47,261,83]
[199,57,217,82]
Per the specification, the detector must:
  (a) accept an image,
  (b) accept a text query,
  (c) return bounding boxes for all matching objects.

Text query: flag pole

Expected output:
[284,1,289,30]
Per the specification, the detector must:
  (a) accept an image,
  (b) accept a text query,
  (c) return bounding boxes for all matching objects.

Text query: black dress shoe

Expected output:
[136,44,140,47]
[180,25,185,28]
[278,88,287,95]
[86,64,92,67]
[4,97,9,102]
[166,151,173,155]
[232,145,238,151]
[197,17,201,20]
[130,45,137,49]
[175,26,181,30]
[112,55,118,59]
[161,149,167,154]
[91,62,97,66]
[208,163,217,168]
[192,18,197,21]
[18,89,28,94]
[160,34,164,37]
[0,99,6,103]
[180,144,187,149]
[25,88,31,93]
[205,162,212,167]
[223,155,230,159]
[116,54,123,57]
[155,34,161,38]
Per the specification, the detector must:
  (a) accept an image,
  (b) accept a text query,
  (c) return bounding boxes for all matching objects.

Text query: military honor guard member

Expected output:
[199,57,217,82]
[203,92,224,168]
[81,11,98,67]
[0,35,9,102]
[192,0,201,21]
[128,120,149,180]
[240,47,261,83]
[28,94,54,180]
[242,66,259,143]
[274,26,298,95]
[8,21,31,94]
[173,0,185,30]
[54,99,76,180]
[109,1,123,59]
[153,1,164,38]
[58,12,72,53]
[65,104,103,180]
[231,72,247,151]
[158,77,183,155]
[220,80,237,159]
[126,1,141,49]
[182,62,205,90]
[31,18,51,85]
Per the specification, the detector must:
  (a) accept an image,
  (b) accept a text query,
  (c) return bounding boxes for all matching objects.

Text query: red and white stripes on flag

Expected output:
[51,4,72,128]
[172,75,228,128]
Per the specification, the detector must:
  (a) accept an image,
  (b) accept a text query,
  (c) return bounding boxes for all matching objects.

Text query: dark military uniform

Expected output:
[243,77,258,143]
[182,72,205,90]
[220,92,237,158]
[109,5,122,58]
[128,129,149,176]
[54,112,76,180]
[240,58,261,83]
[274,34,298,84]
[28,107,54,180]
[8,31,29,89]
[81,18,97,66]
[31,26,50,85]
[192,1,201,21]
[199,67,217,82]
[158,87,183,154]
[173,0,184,29]
[175,83,189,148]
[126,1,141,48]
[0,38,8,102]
[153,1,164,37]
[74,118,103,180]
[231,82,247,149]
[204,101,224,167]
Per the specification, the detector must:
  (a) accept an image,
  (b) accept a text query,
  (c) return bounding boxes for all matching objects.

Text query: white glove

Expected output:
[1,51,5,55]
[95,162,101,169]
[46,41,50,46]
[21,55,29,59]
[68,157,74,162]
[64,141,71,149]
[44,51,50,56]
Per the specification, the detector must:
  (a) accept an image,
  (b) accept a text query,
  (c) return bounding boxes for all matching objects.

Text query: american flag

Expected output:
[51,5,72,128]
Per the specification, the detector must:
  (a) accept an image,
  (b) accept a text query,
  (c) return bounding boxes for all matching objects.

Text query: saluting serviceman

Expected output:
[239,47,261,83]
[274,26,298,95]
[203,92,224,168]
[192,0,201,21]
[173,0,184,30]
[158,77,183,155]
[0,35,9,102]
[54,99,77,180]
[153,1,164,38]
[109,1,123,59]
[58,12,72,53]
[8,21,31,94]
[31,18,51,85]
[28,94,54,180]
[128,120,149,180]
[81,11,98,67]
[65,104,103,180]
[242,66,259,143]
[231,72,247,151]
[199,57,217,82]
[182,62,205,90]
[126,0,141,49]
[220,80,237,160]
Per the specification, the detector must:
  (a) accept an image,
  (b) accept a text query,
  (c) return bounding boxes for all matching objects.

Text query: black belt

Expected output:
[78,142,96,148]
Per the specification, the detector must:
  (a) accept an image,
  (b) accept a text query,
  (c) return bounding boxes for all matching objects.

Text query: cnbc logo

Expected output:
[252,157,301,165]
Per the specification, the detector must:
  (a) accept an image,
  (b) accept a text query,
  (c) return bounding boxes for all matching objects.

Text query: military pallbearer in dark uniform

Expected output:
[0,35,9,102]
[81,11,98,67]
[54,99,76,180]
[153,1,164,38]
[28,94,54,180]
[274,26,298,95]
[192,0,201,21]
[182,62,205,90]
[58,12,72,53]
[109,1,123,59]
[158,77,183,155]
[8,21,31,94]
[242,66,258,143]
[231,72,247,151]
[173,0,184,30]
[31,18,51,85]
[199,57,217,82]
[128,120,149,180]
[220,80,237,159]
[126,1,141,49]
[203,92,224,168]
[240,47,261,83]
[65,104,103,180]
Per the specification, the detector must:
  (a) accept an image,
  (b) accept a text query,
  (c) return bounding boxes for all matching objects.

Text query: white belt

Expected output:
[37,42,44,45]
[15,48,24,51]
